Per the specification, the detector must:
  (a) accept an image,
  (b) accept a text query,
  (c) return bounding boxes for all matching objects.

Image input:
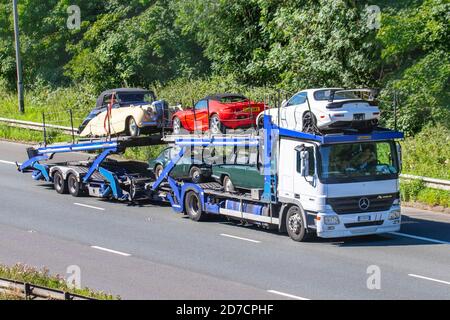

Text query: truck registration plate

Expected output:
[358,215,371,222]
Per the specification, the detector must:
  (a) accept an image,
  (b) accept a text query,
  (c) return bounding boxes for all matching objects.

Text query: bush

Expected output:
[400,180,450,208]
[401,124,450,180]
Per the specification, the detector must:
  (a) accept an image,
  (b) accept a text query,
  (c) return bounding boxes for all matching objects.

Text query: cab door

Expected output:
[292,142,319,211]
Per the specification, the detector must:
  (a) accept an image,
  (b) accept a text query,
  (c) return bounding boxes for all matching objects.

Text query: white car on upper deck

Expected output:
[256,88,381,133]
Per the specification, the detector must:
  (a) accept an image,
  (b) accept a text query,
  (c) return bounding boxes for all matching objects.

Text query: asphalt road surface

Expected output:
[0,140,449,300]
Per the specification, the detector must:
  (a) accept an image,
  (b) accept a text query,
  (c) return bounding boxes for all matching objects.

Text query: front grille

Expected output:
[327,193,398,214]
[344,220,384,228]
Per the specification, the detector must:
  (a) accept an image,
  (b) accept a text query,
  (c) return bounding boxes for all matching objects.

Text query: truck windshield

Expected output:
[319,141,399,183]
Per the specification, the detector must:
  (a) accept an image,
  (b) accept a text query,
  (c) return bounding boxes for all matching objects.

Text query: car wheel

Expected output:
[68,174,83,197]
[126,117,140,137]
[257,116,265,129]
[154,164,164,179]
[286,205,309,242]
[172,117,181,134]
[210,114,224,134]
[223,176,235,193]
[53,171,68,194]
[189,166,203,184]
[302,111,318,134]
[185,190,206,221]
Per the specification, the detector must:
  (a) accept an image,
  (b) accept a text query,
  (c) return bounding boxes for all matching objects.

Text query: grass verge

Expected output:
[0,263,118,300]
[400,179,450,209]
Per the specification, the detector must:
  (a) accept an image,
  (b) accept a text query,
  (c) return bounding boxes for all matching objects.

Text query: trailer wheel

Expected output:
[53,171,68,194]
[68,174,83,197]
[185,191,205,221]
[286,205,308,242]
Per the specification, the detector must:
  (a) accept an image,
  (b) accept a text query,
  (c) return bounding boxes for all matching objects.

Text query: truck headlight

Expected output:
[388,209,401,220]
[324,215,340,225]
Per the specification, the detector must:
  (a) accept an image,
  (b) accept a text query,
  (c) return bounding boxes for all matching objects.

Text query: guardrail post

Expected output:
[69,109,75,144]
[24,282,31,300]
[42,112,47,147]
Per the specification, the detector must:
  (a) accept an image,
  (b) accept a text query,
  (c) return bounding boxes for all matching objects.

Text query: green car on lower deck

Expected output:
[211,147,265,192]
[148,146,212,183]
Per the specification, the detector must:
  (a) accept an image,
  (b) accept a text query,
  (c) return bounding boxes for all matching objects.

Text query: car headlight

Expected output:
[388,209,401,220]
[324,215,340,225]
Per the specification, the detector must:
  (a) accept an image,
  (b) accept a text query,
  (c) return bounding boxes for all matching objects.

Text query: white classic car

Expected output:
[256,88,381,133]
[78,88,181,137]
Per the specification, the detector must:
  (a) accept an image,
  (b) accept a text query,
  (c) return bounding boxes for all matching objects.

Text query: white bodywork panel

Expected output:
[257,89,380,130]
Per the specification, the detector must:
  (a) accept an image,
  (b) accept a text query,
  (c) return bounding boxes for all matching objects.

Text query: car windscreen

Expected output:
[314,90,359,101]
[319,141,399,184]
[116,92,154,104]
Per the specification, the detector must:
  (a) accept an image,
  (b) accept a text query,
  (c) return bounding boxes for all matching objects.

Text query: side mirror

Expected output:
[281,99,288,107]
[396,142,402,172]
[299,150,309,177]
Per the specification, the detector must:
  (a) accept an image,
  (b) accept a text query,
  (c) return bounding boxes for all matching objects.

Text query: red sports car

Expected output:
[172,94,265,134]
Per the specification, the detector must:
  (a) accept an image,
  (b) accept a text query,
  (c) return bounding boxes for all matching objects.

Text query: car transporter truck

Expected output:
[18,115,404,242]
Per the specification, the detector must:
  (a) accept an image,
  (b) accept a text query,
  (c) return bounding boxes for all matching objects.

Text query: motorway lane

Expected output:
[0,140,449,299]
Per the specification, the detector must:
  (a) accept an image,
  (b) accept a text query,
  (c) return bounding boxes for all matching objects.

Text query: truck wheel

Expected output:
[286,205,308,242]
[223,176,235,193]
[126,117,140,137]
[68,174,83,197]
[185,190,205,221]
[210,114,225,134]
[189,166,202,184]
[53,171,68,194]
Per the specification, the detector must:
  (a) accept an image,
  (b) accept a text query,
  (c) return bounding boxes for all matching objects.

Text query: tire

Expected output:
[185,190,205,221]
[223,176,235,193]
[210,114,225,134]
[257,116,265,129]
[302,111,318,134]
[154,164,164,179]
[189,166,203,183]
[172,117,181,134]
[53,171,68,194]
[126,117,140,137]
[67,174,83,197]
[285,205,308,242]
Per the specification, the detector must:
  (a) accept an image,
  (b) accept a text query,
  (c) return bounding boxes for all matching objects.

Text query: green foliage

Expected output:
[153,75,277,107]
[400,180,450,207]
[0,263,118,300]
[401,124,450,180]
[65,0,209,91]
[377,0,450,135]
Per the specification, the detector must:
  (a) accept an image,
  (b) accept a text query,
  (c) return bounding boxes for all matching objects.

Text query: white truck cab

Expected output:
[278,137,401,238]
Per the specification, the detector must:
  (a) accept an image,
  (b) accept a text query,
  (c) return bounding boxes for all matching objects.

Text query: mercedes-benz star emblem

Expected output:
[359,197,370,210]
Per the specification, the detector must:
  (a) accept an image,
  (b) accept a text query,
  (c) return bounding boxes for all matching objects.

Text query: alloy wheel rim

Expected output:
[211,117,220,133]
[288,210,302,234]
[173,118,180,134]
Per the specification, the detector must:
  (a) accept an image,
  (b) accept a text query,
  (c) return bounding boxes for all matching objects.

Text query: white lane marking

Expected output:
[408,274,450,286]
[91,246,131,257]
[0,160,17,165]
[389,232,449,245]
[267,290,310,300]
[74,203,105,211]
[220,233,261,243]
